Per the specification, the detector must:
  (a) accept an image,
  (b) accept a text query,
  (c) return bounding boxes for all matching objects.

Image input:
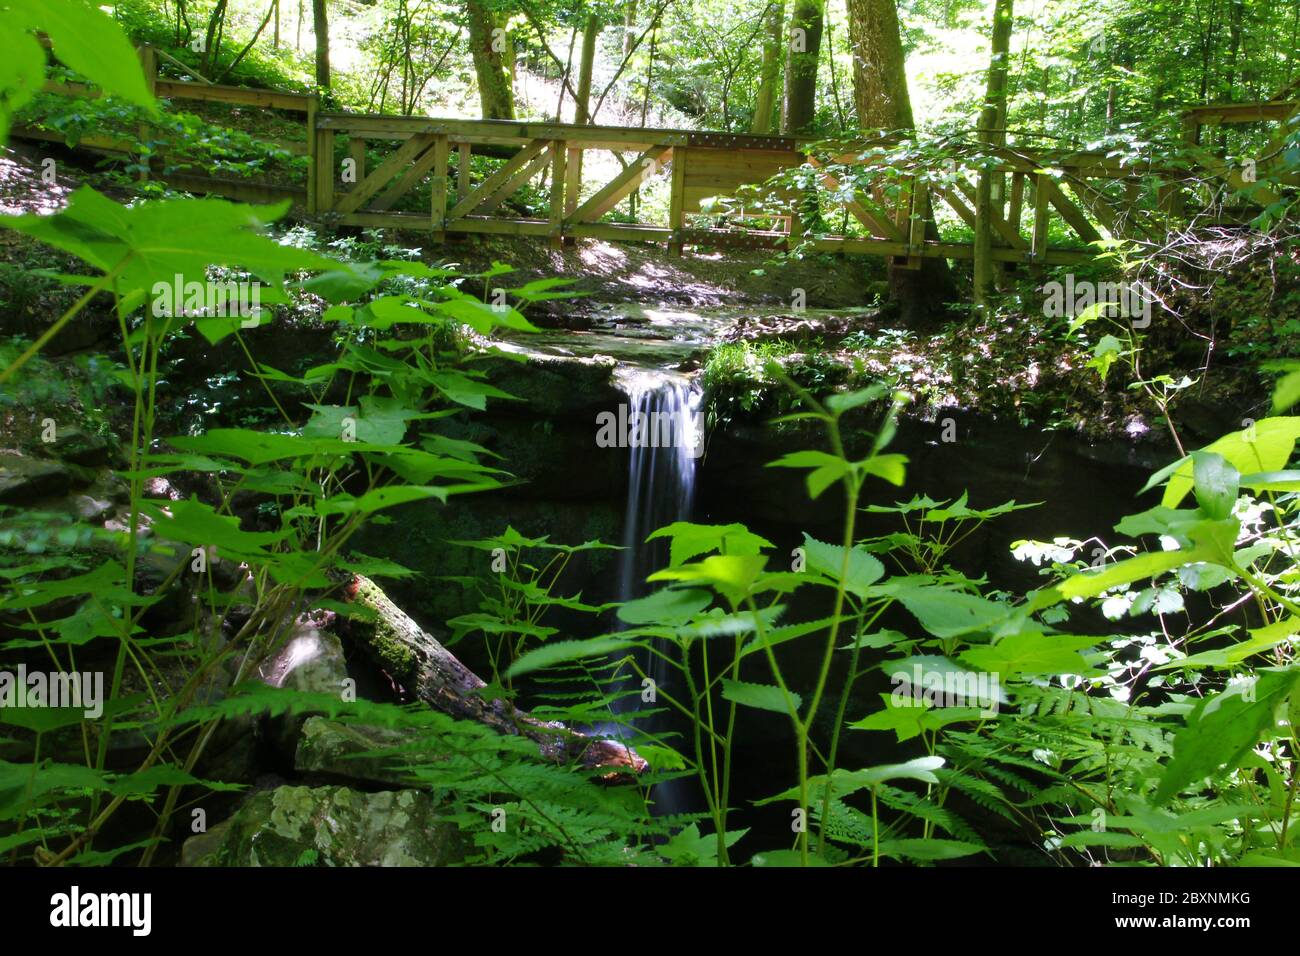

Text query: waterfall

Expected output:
[597,370,701,805]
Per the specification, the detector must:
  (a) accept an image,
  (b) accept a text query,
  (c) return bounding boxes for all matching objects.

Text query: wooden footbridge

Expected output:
[19,45,1300,270]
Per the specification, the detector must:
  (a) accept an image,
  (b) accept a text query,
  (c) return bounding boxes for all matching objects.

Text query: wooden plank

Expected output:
[1064,177,1126,238]
[334,133,435,214]
[571,222,673,243]
[447,218,553,236]
[158,173,304,204]
[1182,100,1300,125]
[154,79,311,112]
[813,236,1093,265]
[477,145,555,215]
[447,139,550,220]
[566,146,673,224]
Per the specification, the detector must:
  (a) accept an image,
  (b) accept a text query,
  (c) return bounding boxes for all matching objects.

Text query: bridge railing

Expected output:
[19,43,1297,269]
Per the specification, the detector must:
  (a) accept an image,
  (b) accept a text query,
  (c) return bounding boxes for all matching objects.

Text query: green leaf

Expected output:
[860,453,908,486]
[315,485,447,516]
[141,496,285,560]
[1,189,334,305]
[657,823,748,866]
[646,522,774,567]
[888,585,1008,639]
[13,0,155,110]
[1159,617,1300,670]
[505,636,640,679]
[961,632,1100,677]
[848,693,929,742]
[1191,450,1239,521]
[617,588,713,625]
[648,554,768,607]
[720,678,800,714]
[1155,669,1300,803]
[766,450,848,499]
[800,532,884,597]
[1161,418,1300,509]
[876,838,984,861]
[857,756,946,788]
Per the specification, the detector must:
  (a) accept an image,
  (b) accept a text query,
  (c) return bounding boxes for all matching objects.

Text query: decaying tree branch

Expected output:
[339,575,648,780]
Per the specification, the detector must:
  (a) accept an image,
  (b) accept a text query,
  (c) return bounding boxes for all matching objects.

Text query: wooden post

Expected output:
[347,138,366,190]
[563,145,583,245]
[1031,172,1050,264]
[137,46,157,182]
[548,140,566,248]
[457,144,472,203]
[430,134,450,240]
[138,45,158,98]
[905,177,927,270]
[316,128,335,212]
[1008,171,1025,235]
[668,146,686,257]
[306,93,319,212]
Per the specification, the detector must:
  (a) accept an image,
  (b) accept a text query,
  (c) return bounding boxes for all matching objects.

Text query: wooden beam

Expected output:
[154,79,311,112]
[371,139,443,211]
[1039,177,1101,245]
[566,146,673,224]
[805,156,902,240]
[477,144,555,215]
[933,183,975,228]
[446,139,549,220]
[334,133,435,214]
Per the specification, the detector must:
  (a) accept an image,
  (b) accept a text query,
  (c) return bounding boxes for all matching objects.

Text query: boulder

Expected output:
[0,453,72,504]
[180,785,462,866]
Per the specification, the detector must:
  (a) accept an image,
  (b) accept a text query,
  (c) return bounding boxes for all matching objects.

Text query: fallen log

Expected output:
[338,574,648,780]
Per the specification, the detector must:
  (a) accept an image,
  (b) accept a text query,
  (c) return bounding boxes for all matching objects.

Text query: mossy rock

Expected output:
[181,785,463,867]
[296,716,442,787]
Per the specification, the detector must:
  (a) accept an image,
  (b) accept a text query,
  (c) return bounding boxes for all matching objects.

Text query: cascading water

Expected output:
[599,369,702,813]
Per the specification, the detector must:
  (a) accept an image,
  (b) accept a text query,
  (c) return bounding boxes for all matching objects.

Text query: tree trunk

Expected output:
[973,0,1013,312]
[575,14,602,125]
[782,0,823,134]
[847,0,955,324]
[465,0,515,119]
[312,0,330,91]
[623,0,639,59]
[340,575,648,779]
[752,1,785,134]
